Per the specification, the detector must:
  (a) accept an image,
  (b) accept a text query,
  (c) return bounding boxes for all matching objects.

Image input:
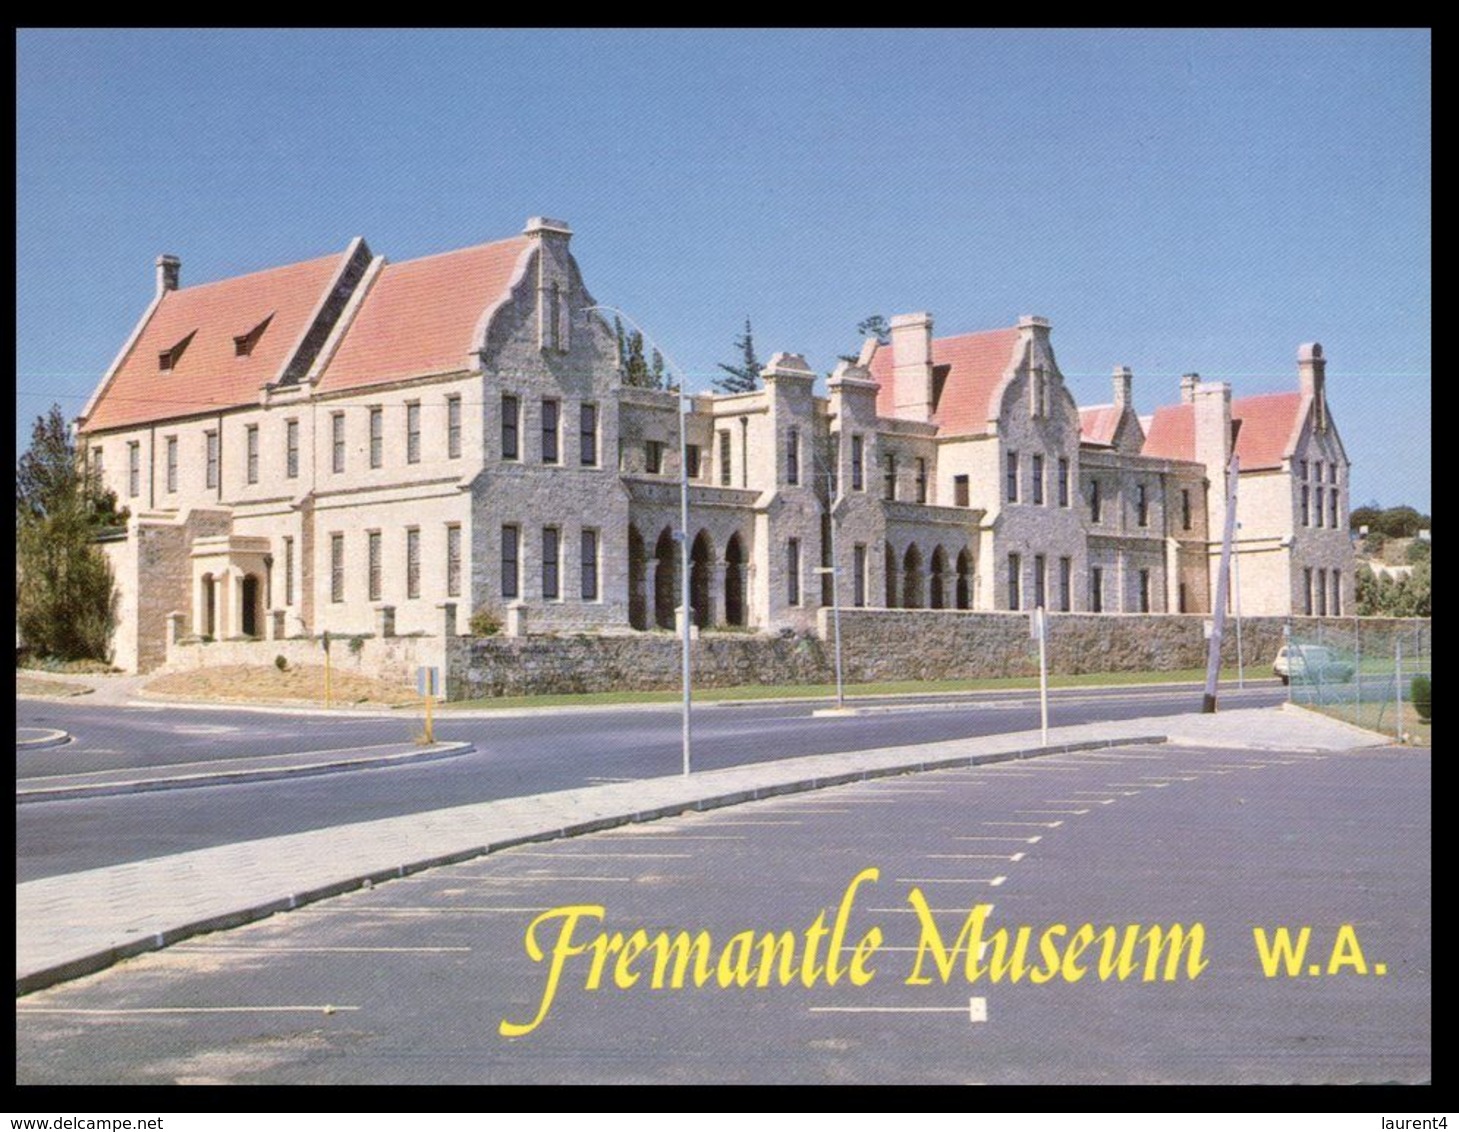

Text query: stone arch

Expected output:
[884,544,898,608]
[724,533,747,627]
[627,525,648,630]
[956,549,972,610]
[653,526,677,630]
[930,546,948,610]
[902,543,924,609]
[690,530,714,629]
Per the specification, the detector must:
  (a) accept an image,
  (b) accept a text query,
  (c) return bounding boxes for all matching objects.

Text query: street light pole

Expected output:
[1234,520,1245,690]
[585,304,693,776]
[824,449,845,710]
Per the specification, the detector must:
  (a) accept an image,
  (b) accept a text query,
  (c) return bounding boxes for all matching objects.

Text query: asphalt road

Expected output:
[14,741,1429,1085]
[16,682,1284,882]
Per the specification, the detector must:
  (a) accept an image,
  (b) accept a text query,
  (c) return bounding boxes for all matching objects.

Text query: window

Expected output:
[1304,567,1314,615]
[283,536,294,606]
[542,527,560,600]
[332,413,345,474]
[1059,557,1072,612]
[1091,566,1104,614]
[542,399,559,464]
[246,425,259,485]
[1008,554,1021,610]
[1332,571,1342,616]
[883,453,897,501]
[1301,485,1311,527]
[127,442,140,498]
[446,524,462,598]
[1178,582,1187,613]
[406,527,421,600]
[1032,454,1044,505]
[1329,490,1339,529]
[501,526,519,599]
[1182,488,1192,531]
[406,402,421,464]
[1139,569,1151,613]
[206,431,219,489]
[1006,452,1019,503]
[502,395,520,460]
[954,475,970,508]
[579,403,598,467]
[166,436,178,493]
[1032,366,1047,417]
[1091,478,1102,523]
[1317,568,1328,617]
[1033,554,1046,610]
[853,544,867,608]
[581,529,599,600]
[331,534,345,603]
[851,435,864,491]
[787,539,801,605]
[286,420,299,479]
[368,531,382,601]
[915,458,927,504]
[447,396,462,460]
[719,430,732,486]
[1315,487,1325,527]
[1058,458,1070,507]
[686,444,701,479]
[1315,461,1324,483]
[646,440,665,474]
[1300,460,1309,481]
[786,428,800,485]
[1136,483,1149,527]
[370,407,383,469]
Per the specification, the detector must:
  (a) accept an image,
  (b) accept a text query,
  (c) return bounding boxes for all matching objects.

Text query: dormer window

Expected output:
[233,313,274,357]
[158,330,196,371]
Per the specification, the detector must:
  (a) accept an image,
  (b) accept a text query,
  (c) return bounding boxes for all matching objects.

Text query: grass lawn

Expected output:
[1305,699,1431,747]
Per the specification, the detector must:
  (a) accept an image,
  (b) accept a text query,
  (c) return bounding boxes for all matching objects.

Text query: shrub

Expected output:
[1411,675,1431,722]
[349,634,366,656]
[275,654,289,672]
[470,608,503,636]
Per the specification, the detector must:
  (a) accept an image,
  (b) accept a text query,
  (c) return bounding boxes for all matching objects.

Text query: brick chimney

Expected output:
[156,254,180,298]
[889,312,935,422]
[1113,365,1133,409]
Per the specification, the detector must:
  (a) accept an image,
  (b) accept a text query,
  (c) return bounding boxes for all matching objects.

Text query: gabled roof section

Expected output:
[1141,390,1305,471]
[82,248,354,432]
[317,236,532,392]
[868,327,1022,435]
[1079,404,1123,447]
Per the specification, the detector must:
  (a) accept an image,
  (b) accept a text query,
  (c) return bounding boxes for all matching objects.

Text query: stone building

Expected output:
[75,217,1353,672]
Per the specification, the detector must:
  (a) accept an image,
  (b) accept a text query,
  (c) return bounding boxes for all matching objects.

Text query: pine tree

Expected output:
[715,318,761,393]
[651,349,666,390]
[839,314,891,363]
[623,330,651,387]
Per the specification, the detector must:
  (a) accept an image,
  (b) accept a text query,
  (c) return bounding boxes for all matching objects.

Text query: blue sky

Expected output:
[16,29,1431,512]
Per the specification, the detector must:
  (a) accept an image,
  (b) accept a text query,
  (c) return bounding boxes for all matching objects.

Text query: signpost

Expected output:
[417,666,439,744]
[1030,606,1049,745]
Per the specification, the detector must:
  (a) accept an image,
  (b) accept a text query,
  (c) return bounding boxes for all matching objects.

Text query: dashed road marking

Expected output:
[1015,809,1090,815]
[954,835,1041,843]
[926,852,1025,862]
[1045,798,1114,805]
[982,820,1063,828]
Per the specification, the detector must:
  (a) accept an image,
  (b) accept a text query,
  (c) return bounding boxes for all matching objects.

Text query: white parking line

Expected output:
[595,834,746,841]
[17,1005,360,1015]
[1015,809,1090,815]
[895,876,1006,886]
[954,835,1041,843]
[1045,798,1114,805]
[926,852,1025,862]
[168,945,471,954]
[1108,782,1166,788]
[982,820,1062,828]
[499,852,694,860]
[434,875,637,883]
[810,998,987,1022]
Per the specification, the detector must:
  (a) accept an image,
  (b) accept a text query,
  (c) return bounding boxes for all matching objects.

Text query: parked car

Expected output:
[1273,644,1355,685]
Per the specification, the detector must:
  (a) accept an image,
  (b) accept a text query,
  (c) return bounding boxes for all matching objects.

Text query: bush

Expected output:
[470,608,503,636]
[349,634,366,656]
[1411,675,1431,722]
[275,654,289,671]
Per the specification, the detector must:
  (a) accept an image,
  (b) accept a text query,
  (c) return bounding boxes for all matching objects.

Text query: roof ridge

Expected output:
[383,234,530,269]
[161,249,347,295]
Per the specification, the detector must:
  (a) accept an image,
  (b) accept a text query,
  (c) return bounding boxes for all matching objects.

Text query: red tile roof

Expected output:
[318,237,532,392]
[83,251,349,432]
[1079,405,1123,446]
[1141,391,1305,471]
[868,327,1022,435]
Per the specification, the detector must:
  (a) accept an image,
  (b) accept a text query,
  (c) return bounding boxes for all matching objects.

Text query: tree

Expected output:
[715,318,761,393]
[15,405,125,661]
[839,314,891,363]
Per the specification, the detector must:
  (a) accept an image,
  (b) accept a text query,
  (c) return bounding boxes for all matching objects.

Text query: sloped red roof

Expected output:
[1079,404,1123,446]
[318,237,531,392]
[869,327,1022,435]
[83,251,349,432]
[1141,390,1305,471]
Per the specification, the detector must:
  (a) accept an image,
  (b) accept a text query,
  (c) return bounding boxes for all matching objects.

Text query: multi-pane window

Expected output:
[1179,582,1188,613]
[915,458,927,504]
[954,475,970,507]
[370,408,384,469]
[502,395,520,460]
[1091,479,1102,522]
[1301,485,1311,526]
[283,536,294,606]
[1059,557,1072,612]
[883,453,897,501]
[787,538,801,605]
[786,428,800,485]
[1182,488,1192,531]
[1332,571,1342,616]
[1091,566,1104,614]
[581,529,599,601]
[368,531,382,601]
[853,544,867,608]
[1031,455,1044,505]
[851,435,864,491]
[332,413,345,474]
[501,526,520,599]
[206,431,219,489]
[1329,489,1339,529]
[1008,553,1022,610]
[127,442,140,498]
[166,436,178,493]
[91,447,103,481]
[542,527,560,600]
[1033,554,1046,610]
[406,527,421,600]
[541,400,559,464]
[1136,483,1149,527]
[406,402,421,464]
[246,425,259,485]
[1301,460,1309,482]
[446,524,462,598]
[1317,568,1328,617]
[580,403,598,467]
[686,445,701,479]
[447,396,462,460]
[1058,458,1070,507]
[1139,569,1151,613]
[286,420,299,479]
[1315,487,1325,527]
[646,441,665,474]
[1304,567,1314,615]
[330,534,345,603]
[1006,452,1019,502]
[719,431,732,486]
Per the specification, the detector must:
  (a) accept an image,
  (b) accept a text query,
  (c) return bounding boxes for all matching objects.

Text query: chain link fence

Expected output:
[1284,617,1431,741]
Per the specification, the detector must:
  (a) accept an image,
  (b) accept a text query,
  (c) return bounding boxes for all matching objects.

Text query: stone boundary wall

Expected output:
[159,633,442,688]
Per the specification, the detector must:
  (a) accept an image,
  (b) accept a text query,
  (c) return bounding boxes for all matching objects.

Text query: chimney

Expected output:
[1193,381,1234,531]
[890,312,935,422]
[156,254,180,298]
[1298,342,1327,431]
[1112,365,1133,409]
[524,218,574,352]
[1180,373,1199,404]
[523,216,573,243]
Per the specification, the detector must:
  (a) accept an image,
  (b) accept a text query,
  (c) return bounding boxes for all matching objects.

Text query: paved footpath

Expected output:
[15,704,1387,995]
